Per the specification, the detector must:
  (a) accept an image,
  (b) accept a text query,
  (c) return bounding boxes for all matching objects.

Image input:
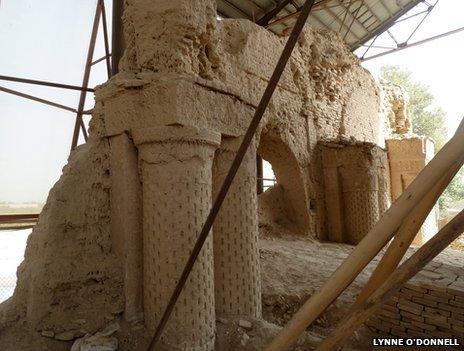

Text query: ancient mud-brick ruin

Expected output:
[1,0,463,350]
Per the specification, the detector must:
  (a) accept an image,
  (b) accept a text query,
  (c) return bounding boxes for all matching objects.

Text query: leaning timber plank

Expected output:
[316,209,464,350]
[352,158,463,308]
[265,118,464,351]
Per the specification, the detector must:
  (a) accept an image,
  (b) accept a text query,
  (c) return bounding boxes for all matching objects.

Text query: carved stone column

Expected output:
[212,136,261,318]
[135,125,220,350]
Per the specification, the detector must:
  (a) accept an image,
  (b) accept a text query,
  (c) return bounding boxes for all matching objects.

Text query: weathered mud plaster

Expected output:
[135,126,220,350]
[386,136,438,244]
[108,132,143,321]
[1,0,404,349]
[321,143,391,244]
[379,80,412,137]
[99,12,384,238]
[213,137,261,318]
[0,105,124,338]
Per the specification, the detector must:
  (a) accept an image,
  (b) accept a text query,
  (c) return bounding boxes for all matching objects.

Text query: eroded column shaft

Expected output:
[109,133,143,321]
[212,137,262,318]
[136,126,219,350]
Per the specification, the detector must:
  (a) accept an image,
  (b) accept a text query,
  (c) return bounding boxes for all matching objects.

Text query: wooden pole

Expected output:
[265,119,464,351]
[316,209,464,350]
[352,159,463,308]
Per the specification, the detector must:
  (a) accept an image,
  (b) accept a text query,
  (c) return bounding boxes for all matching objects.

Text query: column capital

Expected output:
[133,125,220,147]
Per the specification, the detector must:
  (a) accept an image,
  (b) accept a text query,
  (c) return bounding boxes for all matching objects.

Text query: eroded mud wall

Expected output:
[1,0,393,347]
[1,105,124,338]
[213,137,261,318]
[321,142,391,244]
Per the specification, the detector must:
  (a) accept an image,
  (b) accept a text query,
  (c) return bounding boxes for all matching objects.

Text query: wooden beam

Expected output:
[352,158,463,308]
[264,118,464,351]
[317,208,464,350]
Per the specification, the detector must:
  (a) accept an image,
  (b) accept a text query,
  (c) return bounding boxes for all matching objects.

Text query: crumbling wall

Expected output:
[0,105,124,340]
[386,136,438,244]
[320,142,391,244]
[379,80,412,137]
[1,0,395,348]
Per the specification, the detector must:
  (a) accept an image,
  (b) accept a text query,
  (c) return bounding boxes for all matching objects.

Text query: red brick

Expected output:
[400,310,424,322]
[438,303,464,315]
[404,283,428,293]
[398,300,424,315]
[412,296,438,308]
[425,317,451,329]
[410,320,437,331]
[423,293,450,304]
[425,306,451,317]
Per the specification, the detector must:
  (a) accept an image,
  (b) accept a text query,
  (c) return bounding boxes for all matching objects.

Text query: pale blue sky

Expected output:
[0,0,462,203]
[359,0,464,137]
[0,0,110,202]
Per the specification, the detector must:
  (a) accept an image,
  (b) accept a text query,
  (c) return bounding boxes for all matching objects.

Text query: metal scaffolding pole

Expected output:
[257,155,264,194]
[111,0,125,76]
[0,85,87,114]
[0,75,94,92]
[99,0,112,78]
[362,26,464,61]
[70,1,102,151]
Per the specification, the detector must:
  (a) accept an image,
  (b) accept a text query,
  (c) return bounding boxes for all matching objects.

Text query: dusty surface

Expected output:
[259,233,464,347]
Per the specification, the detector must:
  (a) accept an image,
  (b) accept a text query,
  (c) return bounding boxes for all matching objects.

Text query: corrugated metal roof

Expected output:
[216,0,423,50]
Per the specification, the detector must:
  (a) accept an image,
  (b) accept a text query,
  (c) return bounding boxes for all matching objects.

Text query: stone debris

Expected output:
[238,319,253,331]
[240,332,250,346]
[71,323,119,351]
[54,331,76,341]
[40,330,54,338]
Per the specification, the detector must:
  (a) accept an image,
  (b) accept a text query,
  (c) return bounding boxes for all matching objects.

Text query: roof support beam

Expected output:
[340,2,369,33]
[256,0,293,26]
[362,25,464,61]
[350,0,423,50]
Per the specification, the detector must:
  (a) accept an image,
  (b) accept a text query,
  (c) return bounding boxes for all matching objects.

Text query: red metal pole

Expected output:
[0,214,39,222]
[0,75,95,92]
[99,0,112,78]
[70,1,102,151]
[0,85,80,114]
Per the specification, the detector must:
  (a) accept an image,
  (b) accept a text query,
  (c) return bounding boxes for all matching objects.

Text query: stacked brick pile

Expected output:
[366,262,464,342]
